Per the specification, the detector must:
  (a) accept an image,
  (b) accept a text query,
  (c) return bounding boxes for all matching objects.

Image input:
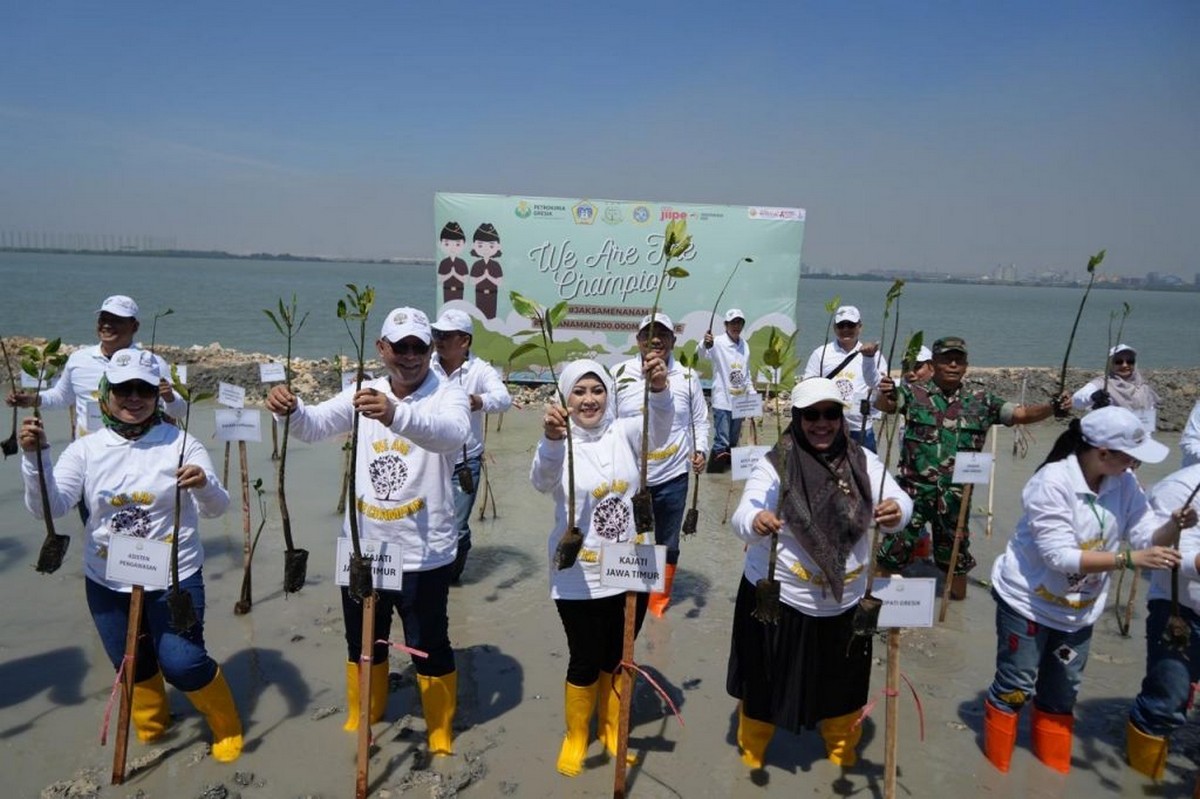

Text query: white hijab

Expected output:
[556,358,615,442]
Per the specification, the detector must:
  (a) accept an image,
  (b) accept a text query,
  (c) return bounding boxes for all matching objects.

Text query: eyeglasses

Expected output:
[388,340,431,356]
[835,321,859,330]
[800,407,843,422]
[1112,357,1136,366]
[110,380,158,398]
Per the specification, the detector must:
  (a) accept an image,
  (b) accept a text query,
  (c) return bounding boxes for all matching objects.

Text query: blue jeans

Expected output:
[711,408,743,456]
[341,563,455,677]
[86,571,217,691]
[1129,599,1200,736]
[449,455,482,582]
[849,426,877,453]
[987,593,1092,715]
[650,472,689,565]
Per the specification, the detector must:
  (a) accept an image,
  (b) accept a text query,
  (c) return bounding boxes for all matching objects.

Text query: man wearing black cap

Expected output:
[874,336,1069,598]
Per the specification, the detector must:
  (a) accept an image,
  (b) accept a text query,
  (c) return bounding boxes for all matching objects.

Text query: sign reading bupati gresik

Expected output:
[434,192,805,382]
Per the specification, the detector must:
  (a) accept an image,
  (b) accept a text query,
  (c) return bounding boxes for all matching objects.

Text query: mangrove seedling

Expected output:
[167,365,213,631]
[149,307,174,354]
[264,294,310,593]
[817,295,841,376]
[676,346,703,537]
[20,339,70,572]
[337,284,376,601]
[509,292,582,568]
[234,479,270,615]
[1056,249,1105,413]
[1,337,19,457]
[705,256,754,335]
[1097,302,1132,406]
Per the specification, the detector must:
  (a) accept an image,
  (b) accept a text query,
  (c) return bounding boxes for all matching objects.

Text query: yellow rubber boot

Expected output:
[597,671,638,764]
[342,661,388,732]
[556,681,599,777]
[132,670,171,743]
[416,671,457,757]
[737,703,775,769]
[983,700,1019,773]
[1126,719,1168,781]
[648,563,677,618]
[184,667,243,763]
[1030,706,1073,774]
[820,708,863,767]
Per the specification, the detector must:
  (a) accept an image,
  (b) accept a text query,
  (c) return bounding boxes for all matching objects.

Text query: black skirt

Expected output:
[726,576,872,733]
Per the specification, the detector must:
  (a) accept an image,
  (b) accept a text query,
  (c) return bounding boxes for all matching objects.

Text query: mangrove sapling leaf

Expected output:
[706,257,753,334]
[265,295,310,594]
[21,340,71,572]
[166,367,211,631]
[235,479,270,614]
[149,308,174,354]
[509,291,584,569]
[1099,302,1133,404]
[1057,249,1106,408]
[337,284,376,601]
[900,331,925,376]
[818,295,841,375]
[1,337,20,457]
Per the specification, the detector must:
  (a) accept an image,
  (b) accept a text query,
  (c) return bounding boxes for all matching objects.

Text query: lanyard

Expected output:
[1084,495,1108,538]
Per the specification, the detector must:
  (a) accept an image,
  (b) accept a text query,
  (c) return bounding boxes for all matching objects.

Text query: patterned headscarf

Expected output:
[98,375,164,440]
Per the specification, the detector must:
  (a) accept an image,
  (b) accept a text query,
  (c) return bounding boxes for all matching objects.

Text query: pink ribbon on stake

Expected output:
[856,671,925,741]
[617,660,684,727]
[376,639,429,659]
[99,654,134,745]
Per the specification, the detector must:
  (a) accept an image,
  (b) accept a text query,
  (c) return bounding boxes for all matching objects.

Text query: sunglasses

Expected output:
[800,407,843,422]
[835,321,859,330]
[1112,357,1135,366]
[432,329,465,341]
[110,380,158,399]
[388,340,431,356]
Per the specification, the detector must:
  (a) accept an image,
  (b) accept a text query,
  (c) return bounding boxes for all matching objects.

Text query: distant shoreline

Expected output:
[0,246,432,267]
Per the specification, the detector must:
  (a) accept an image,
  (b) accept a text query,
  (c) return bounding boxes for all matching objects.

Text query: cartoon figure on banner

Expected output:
[470,223,503,320]
[438,222,469,304]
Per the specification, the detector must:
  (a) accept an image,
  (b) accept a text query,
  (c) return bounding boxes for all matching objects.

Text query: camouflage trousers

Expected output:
[876,483,976,576]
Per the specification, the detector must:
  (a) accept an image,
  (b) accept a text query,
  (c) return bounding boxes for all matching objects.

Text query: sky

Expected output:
[1,2,1197,277]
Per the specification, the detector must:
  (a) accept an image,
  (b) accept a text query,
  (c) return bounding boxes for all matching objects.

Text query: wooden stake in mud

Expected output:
[938,483,974,622]
[613,593,637,798]
[884,626,900,798]
[110,585,144,785]
[233,440,253,613]
[985,426,998,538]
[355,594,376,799]
[270,416,280,461]
[222,441,231,487]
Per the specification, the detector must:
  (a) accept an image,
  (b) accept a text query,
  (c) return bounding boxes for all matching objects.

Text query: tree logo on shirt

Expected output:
[369,453,408,501]
[110,506,152,538]
[591,495,632,542]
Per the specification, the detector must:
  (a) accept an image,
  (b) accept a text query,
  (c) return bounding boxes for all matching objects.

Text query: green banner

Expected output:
[435,192,805,383]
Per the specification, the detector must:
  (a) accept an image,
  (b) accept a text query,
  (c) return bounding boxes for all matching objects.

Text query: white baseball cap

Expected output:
[916,345,932,363]
[638,312,674,332]
[98,295,139,318]
[1109,343,1136,357]
[834,305,861,324]
[724,308,745,322]
[1080,406,1168,464]
[791,377,848,410]
[431,308,473,335]
[106,348,161,385]
[380,307,432,344]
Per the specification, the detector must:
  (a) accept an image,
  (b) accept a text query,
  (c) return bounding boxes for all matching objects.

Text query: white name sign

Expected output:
[105,533,172,589]
[172,364,188,385]
[75,397,103,434]
[874,577,937,628]
[217,382,246,409]
[599,543,666,592]
[731,392,763,420]
[731,445,771,481]
[20,370,47,389]
[334,538,403,591]
[952,451,994,484]
[214,409,262,442]
[259,362,287,383]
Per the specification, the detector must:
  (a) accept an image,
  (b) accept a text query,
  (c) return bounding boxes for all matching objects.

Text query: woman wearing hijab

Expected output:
[727,378,911,773]
[1072,343,1160,430]
[983,406,1194,775]
[531,356,672,777]
[19,349,243,762]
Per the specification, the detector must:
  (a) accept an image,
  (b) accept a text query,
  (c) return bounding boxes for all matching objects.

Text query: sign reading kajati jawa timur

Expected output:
[434,192,805,382]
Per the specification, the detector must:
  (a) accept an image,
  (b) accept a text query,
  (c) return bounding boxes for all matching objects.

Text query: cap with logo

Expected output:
[791,377,848,410]
[98,295,139,319]
[834,305,861,325]
[431,309,474,335]
[639,312,674,332]
[1109,343,1136,358]
[106,348,161,385]
[380,307,432,344]
[724,308,746,323]
[1080,406,1167,464]
[932,336,968,356]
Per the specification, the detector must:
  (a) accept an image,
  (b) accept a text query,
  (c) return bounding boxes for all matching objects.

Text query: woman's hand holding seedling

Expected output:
[176,464,208,490]
[18,416,47,451]
[6,390,38,408]
[351,387,394,425]
[542,404,568,441]
[157,378,176,403]
[752,510,783,536]
[265,385,298,415]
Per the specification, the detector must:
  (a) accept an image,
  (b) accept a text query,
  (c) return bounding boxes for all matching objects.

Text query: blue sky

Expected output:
[1,2,1197,276]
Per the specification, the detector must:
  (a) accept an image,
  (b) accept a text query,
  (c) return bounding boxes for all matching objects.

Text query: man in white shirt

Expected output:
[802,305,885,452]
[430,308,513,584]
[266,306,470,758]
[614,312,709,616]
[1180,399,1200,468]
[701,308,753,473]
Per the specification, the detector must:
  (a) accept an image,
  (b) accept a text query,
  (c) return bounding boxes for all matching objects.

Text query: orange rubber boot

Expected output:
[648,563,677,618]
[983,700,1019,773]
[1031,706,1073,774]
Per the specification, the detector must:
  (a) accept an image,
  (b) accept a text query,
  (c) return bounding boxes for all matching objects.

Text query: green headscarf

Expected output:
[98,375,164,440]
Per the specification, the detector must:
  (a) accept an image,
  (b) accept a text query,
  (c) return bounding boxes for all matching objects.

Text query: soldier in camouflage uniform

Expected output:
[873,336,1069,597]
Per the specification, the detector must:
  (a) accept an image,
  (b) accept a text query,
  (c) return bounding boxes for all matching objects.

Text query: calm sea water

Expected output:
[2,252,1196,368]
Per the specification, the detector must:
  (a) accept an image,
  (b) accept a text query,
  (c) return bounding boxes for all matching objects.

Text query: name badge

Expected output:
[76,396,103,434]
[731,392,763,420]
[105,533,172,589]
[952,451,993,484]
[599,543,666,592]
[874,577,936,628]
[217,382,246,409]
[731,445,770,481]
[334,538,403,591]
[259,362,287,383]
[214,409,262,442]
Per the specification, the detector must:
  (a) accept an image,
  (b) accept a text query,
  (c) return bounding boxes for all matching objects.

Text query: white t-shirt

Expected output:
[731,446,911,616]
[613,355,710,485]
[22,423,228,591]
[802,342,886,431]
[281,372,471,573]
[699,333,753,411]
[1147,464,1200,610]
[1180,400,1200,468]
[432,354,513,462]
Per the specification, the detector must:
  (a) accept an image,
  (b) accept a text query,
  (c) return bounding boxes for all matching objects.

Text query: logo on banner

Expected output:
[748,206,806,222]
[572,201,597,225]
[660,207,688,221]
[515,201,532,219]
[631,204,651,224]
[602,205,623,225]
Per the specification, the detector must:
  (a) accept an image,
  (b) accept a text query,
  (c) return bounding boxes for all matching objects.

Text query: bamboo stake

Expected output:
[613,594,637,798]
[222,441,231,487]
[110,585,144,785]
[884,626,900,799]
[233,440,252,614]
[355,594,376,799]
[938,483,974,622]
[985,427,998,538]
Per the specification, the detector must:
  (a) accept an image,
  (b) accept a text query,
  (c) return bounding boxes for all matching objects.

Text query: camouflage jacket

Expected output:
[895,380,1010,493]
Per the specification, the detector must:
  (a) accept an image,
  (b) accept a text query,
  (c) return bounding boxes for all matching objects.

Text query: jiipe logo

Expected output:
[660,207,687,221]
